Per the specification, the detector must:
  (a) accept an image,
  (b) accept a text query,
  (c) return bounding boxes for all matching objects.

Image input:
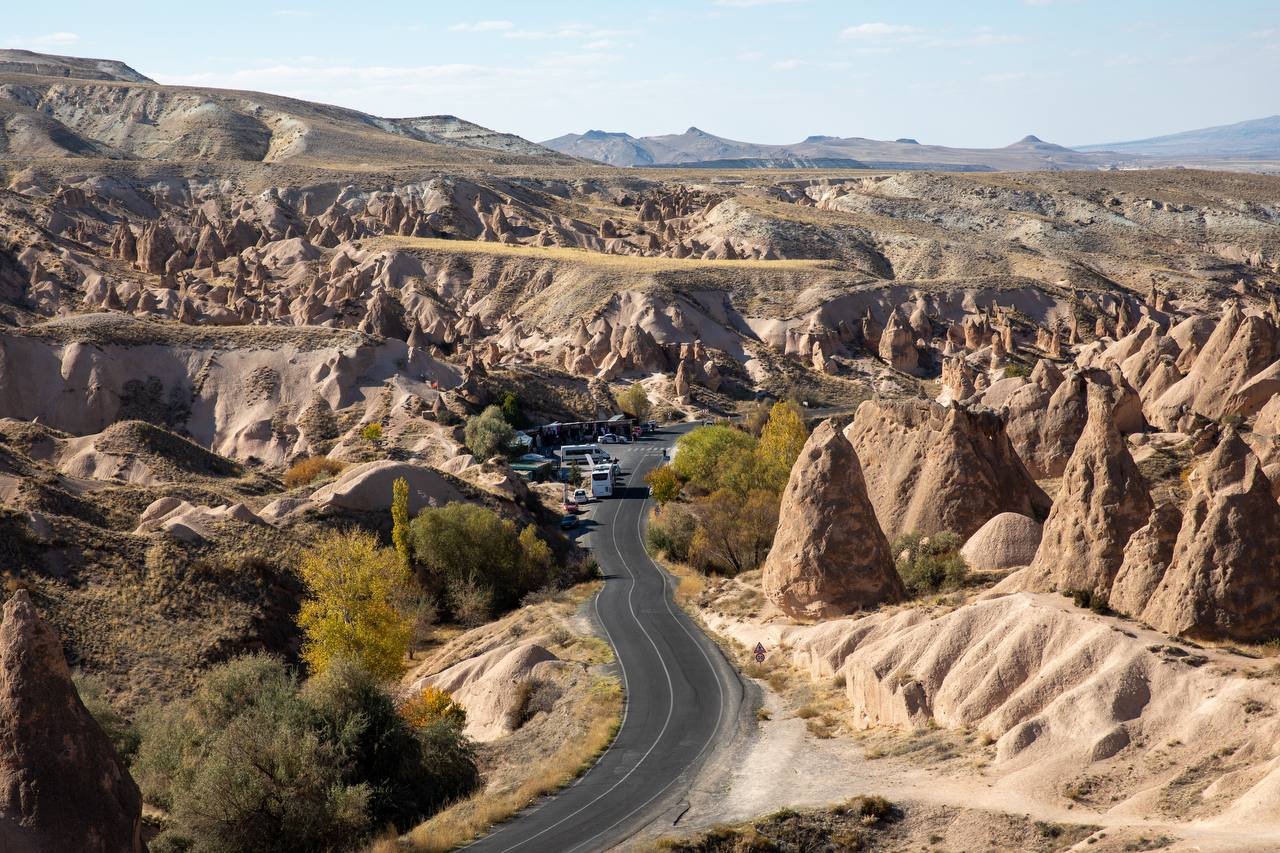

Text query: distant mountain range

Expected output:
[1077,115,1280,160]
[543,118,1280,171]
[539,127,1119,171]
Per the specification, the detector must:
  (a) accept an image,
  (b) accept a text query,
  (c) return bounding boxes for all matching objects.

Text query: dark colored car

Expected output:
[560,514,579,529]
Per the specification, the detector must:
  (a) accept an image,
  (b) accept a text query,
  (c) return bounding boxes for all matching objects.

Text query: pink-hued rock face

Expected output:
[763,420,904,619]
[1139,431,1280,641]
[1024,385,1153,596]
[0,591,145,853]
[960,512,1043,571]
[844,399,1050,542]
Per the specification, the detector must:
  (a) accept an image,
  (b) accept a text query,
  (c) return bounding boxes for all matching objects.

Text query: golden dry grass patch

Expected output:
[366,235,835,272]
[392,675,622,853]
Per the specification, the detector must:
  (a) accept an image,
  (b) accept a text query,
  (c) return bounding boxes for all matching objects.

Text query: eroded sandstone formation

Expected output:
[845,399,1050,541]
[1023,386,1153,596]
[763,420,904,618]
[0,591,145,853]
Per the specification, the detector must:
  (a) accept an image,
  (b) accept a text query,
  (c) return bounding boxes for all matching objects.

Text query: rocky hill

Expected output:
[0,50,570,168]
[0,48,151,83]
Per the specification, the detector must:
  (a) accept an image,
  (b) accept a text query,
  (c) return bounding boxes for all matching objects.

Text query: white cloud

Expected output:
[982,71,1028,83]
[448,20,514,32]
[713,0,804,6]
[964,31,1024,47]
[839,23,920,40]
[6,31,81,48]
[736,50,765,61]
[503,23,627,41]
[770,58,853,71]
[838,23,1023,49]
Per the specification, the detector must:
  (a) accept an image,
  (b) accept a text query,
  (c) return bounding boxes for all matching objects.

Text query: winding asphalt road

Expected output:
[465,427,749,852]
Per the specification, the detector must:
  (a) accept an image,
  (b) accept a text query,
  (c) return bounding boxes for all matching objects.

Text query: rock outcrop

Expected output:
[1139,432,1280,640]
[0,591,145,853]
[960,512,1043,572]
[763,420,904,618]
[1108,502,1182,620]
[308,460,462,514]
[845,399,1050,541]
[1024,387,1153,596]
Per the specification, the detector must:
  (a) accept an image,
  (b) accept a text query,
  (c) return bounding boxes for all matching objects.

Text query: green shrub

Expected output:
[360,422,383,443]
[892,531,967,597]
[133,655,370,853]
[1004,363,1030,379]
[463,405,516,461]
[1066,588,1112,614]
[500,392,525,427]
[305,659,477,830]
[133,655,477,853]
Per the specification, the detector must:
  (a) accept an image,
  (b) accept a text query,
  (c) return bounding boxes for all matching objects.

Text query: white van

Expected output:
[560,444,610,465]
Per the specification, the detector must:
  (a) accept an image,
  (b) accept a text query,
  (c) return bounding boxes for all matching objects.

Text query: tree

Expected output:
[517,524,554,590]
[410,503,552,612]
[360,422,383,443]
[670,425,757,492]
[500,391,523,426]
[756,401,808,493]
[688,488,780,576]
[296,529,411,682]
[644,465,682,505]
[617,382,651,421]
[391,477,412,572]
[464,405,516,462]
[567,460,582,488]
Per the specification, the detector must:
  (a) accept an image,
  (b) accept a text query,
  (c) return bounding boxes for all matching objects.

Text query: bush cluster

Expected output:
[891,531,967,597]
[282,455,344,489]
[647,402,807,576]
[133,655,476,853]
[463,405,516,461]
[410,502,556,620]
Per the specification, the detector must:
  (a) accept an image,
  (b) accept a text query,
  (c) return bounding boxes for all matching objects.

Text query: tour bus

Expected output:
[559,444,611,465]
[590,462,615,498]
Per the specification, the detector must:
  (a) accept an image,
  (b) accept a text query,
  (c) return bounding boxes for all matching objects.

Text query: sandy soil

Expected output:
[648,574,1280,853]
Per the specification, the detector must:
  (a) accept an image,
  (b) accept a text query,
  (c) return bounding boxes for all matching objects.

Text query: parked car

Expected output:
[573,488,590,503]
[563,498,579,513]
[560,514,579,529]
[599,434,620,444]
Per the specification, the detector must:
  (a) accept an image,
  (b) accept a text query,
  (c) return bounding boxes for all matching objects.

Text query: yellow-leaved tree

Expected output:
[756,401,808,493]
[297,528,411,682]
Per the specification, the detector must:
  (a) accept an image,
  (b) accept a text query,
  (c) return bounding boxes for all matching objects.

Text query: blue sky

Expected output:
[6,1,1278,147]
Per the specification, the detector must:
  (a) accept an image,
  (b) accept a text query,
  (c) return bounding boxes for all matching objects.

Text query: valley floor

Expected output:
[644,570,1280,853]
